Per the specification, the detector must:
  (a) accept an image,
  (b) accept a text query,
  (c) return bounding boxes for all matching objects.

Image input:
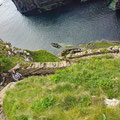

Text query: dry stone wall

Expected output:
[19,61,72,76]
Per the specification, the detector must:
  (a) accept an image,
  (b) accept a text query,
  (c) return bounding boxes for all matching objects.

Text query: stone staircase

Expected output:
[19,61,72,76]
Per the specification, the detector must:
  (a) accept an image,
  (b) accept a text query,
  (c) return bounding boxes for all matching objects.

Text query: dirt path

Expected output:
[0,107,7,120]
[0,83,16,120]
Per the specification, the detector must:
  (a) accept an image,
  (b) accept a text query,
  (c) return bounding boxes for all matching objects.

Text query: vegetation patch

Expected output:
[26,50,60,62]
[3,55,120,120]
[0,40,60,73]
[0,56,27,73]
[80,42,120,49]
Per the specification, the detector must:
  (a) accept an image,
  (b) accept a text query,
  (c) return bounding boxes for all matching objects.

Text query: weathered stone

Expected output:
[105,98,120,108]
[107,46,113,52]
[66,54,71,58]
[87,49,92,54]
[8,51,14,57]
[5,45,9,49]
[51,43,62,49]
[116,0,120,10]
[6,42,11,47]
[112,46,119,52]
[19,49,24,54]
[19,61,71,76]
[97,48,102,53]
[12,47,17,52]
[0,82,16,105]
[24,56,33,62]
[12,0,72,14]
[26,52,30,56]
[10,64,20,71]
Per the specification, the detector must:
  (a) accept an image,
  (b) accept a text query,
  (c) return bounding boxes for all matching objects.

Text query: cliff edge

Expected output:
[11,0,72,14]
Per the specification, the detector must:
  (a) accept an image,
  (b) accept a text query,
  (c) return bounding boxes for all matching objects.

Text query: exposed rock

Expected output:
[112,46,119,52]
[10,64,20,71]
[24,56,33,62]
[0,82,16,105]
[105,98,120,108]
[11,0,72,14]
[60,45,120,59]
[24,51,33,62]
[5,42,11,47]
[116,0,120,10]
[66,54,71,58]
[0,106,8,120]
[5,45,9,49]
[51,43,62,49]
[107,46,113,52]
[0,73,12,90]
[87,49,92,54]
[97,48,102,53]
[59,47,82,57]
[7,51,14,57]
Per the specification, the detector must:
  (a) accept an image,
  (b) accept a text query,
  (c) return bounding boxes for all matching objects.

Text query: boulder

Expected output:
[24,56,33,62]
[112,46,119,52]
[105,98,120,108]
[51,43,62,49]
[5,45,10,49]
[107,46,113,52]
[8,51,14,57]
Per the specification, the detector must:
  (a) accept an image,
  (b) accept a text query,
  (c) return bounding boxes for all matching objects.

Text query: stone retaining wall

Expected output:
[59,46,120,59]
[19,61,71,76]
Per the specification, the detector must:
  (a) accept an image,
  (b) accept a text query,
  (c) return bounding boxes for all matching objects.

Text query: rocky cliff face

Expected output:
[12,0,72,14]
[116,0,120,10]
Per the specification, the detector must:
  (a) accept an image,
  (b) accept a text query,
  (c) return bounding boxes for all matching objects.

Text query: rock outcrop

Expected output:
[105,98,120,108]
[11,0,72,14]
[115,0,120,10]
[59,45,120,60]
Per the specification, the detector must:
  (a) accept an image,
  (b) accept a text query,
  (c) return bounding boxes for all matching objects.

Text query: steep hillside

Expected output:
[3,54,120,120]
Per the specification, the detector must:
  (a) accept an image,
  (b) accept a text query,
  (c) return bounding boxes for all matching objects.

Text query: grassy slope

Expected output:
[79,42,120,49]
[3,55,120,120]
[0,41,25,73]
[26,50,60,62]
[0,40,60,73]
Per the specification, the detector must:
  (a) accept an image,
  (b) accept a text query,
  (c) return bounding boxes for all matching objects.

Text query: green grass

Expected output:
[0,41,27,73]
[0,40,60,72]
[26,50,60,62]
[3,55,120,120]
[80,42,120,49]
[0,56,28,73]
